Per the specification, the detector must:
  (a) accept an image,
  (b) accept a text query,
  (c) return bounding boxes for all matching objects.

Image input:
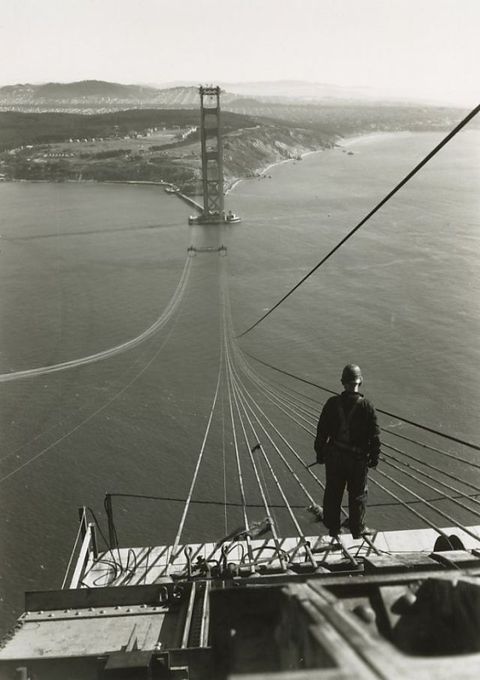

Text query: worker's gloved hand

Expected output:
[367,454,378,469]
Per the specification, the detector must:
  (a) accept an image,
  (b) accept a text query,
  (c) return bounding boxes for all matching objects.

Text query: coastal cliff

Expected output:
[0,112,334,191]
[0,103,465,193]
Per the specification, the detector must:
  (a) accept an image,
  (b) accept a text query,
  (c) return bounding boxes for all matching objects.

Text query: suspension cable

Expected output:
[235,356,325,490]
[227,305,327,489]
[242,368,322,416]
[236,347,476,534]
[229,346,351,522]
[0,302,186,485]
[242,365,479,502]
[240,357,480,512]
[378,462,480,543]
[381,440,480,498]
[223,324,292,568]
[369,471,451,539]
[221,379,228,535]
[226,382,327,564]
[240,358,320,423]
[237,356,317,435]
[247,364,480,528]
[227,358,287,570]
[229,369,314,567]
[248,361,480,484]
[238,104,480,338]
[244,352,480,451]
[382,449,480,517]
[1,254,192,383]
[165,351,224,574]
[238,338,470,543]
[383,428,480,469]
[247,376,316,432]
[240,361,455,540]
[231,355,318,507]
[221,292,255,568]
[224,363,255,569]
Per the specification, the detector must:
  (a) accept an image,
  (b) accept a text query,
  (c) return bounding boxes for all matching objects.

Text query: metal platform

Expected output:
[81,525,480,588]
[2,525,480,679]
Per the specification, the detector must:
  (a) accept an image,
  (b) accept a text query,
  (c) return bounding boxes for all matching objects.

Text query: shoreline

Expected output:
[224,129,434,197]
[338,130,415,148]
[1,130,443,198]
[1,178,173,186]
[225,146,327,196]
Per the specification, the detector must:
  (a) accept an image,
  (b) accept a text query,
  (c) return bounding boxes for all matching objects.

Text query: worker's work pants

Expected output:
[322,446,368,536]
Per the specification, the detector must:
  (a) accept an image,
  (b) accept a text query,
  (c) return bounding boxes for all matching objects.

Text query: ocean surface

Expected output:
[1,130,479,633]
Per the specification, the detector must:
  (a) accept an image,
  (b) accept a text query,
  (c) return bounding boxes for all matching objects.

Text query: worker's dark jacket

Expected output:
[314,392,381,466]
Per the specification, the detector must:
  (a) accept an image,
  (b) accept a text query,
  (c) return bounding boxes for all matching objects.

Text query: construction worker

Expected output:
[314,364,381,538]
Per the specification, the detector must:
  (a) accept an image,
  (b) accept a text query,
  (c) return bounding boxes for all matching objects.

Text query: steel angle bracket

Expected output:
[360,533,382,556]
[335,535,359,568]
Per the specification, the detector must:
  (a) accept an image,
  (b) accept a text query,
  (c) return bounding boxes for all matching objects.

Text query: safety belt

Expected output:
[335,397,364,453]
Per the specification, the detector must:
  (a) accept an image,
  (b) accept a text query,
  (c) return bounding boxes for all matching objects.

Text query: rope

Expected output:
[238,104,480,338]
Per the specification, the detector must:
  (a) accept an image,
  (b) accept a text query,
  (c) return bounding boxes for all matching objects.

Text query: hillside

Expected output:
[0,109,256,151]
[0,81,228,113]
[0,101,471,192]
[0,80,470,116]
[0,109,333,191]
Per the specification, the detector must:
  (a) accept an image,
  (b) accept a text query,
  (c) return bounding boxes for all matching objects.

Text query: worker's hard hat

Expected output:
[341,364,363,384]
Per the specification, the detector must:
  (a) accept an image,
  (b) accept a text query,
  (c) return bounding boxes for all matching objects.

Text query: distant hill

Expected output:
[0,81,237,113]
[0,108,256,150]
[0,79,465,115]
[221,80,388,102]
[38,80,155,97]
[0,80,153,100]
[155,79,453,106]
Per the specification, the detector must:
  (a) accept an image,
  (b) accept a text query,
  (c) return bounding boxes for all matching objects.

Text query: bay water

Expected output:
[0,130,479,633]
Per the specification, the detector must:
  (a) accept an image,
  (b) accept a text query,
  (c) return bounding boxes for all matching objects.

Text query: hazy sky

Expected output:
[1,0,478,105]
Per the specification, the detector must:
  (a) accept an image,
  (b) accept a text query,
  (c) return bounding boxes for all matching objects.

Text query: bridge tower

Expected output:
[199,86,224,222]
[188,86,240,228]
